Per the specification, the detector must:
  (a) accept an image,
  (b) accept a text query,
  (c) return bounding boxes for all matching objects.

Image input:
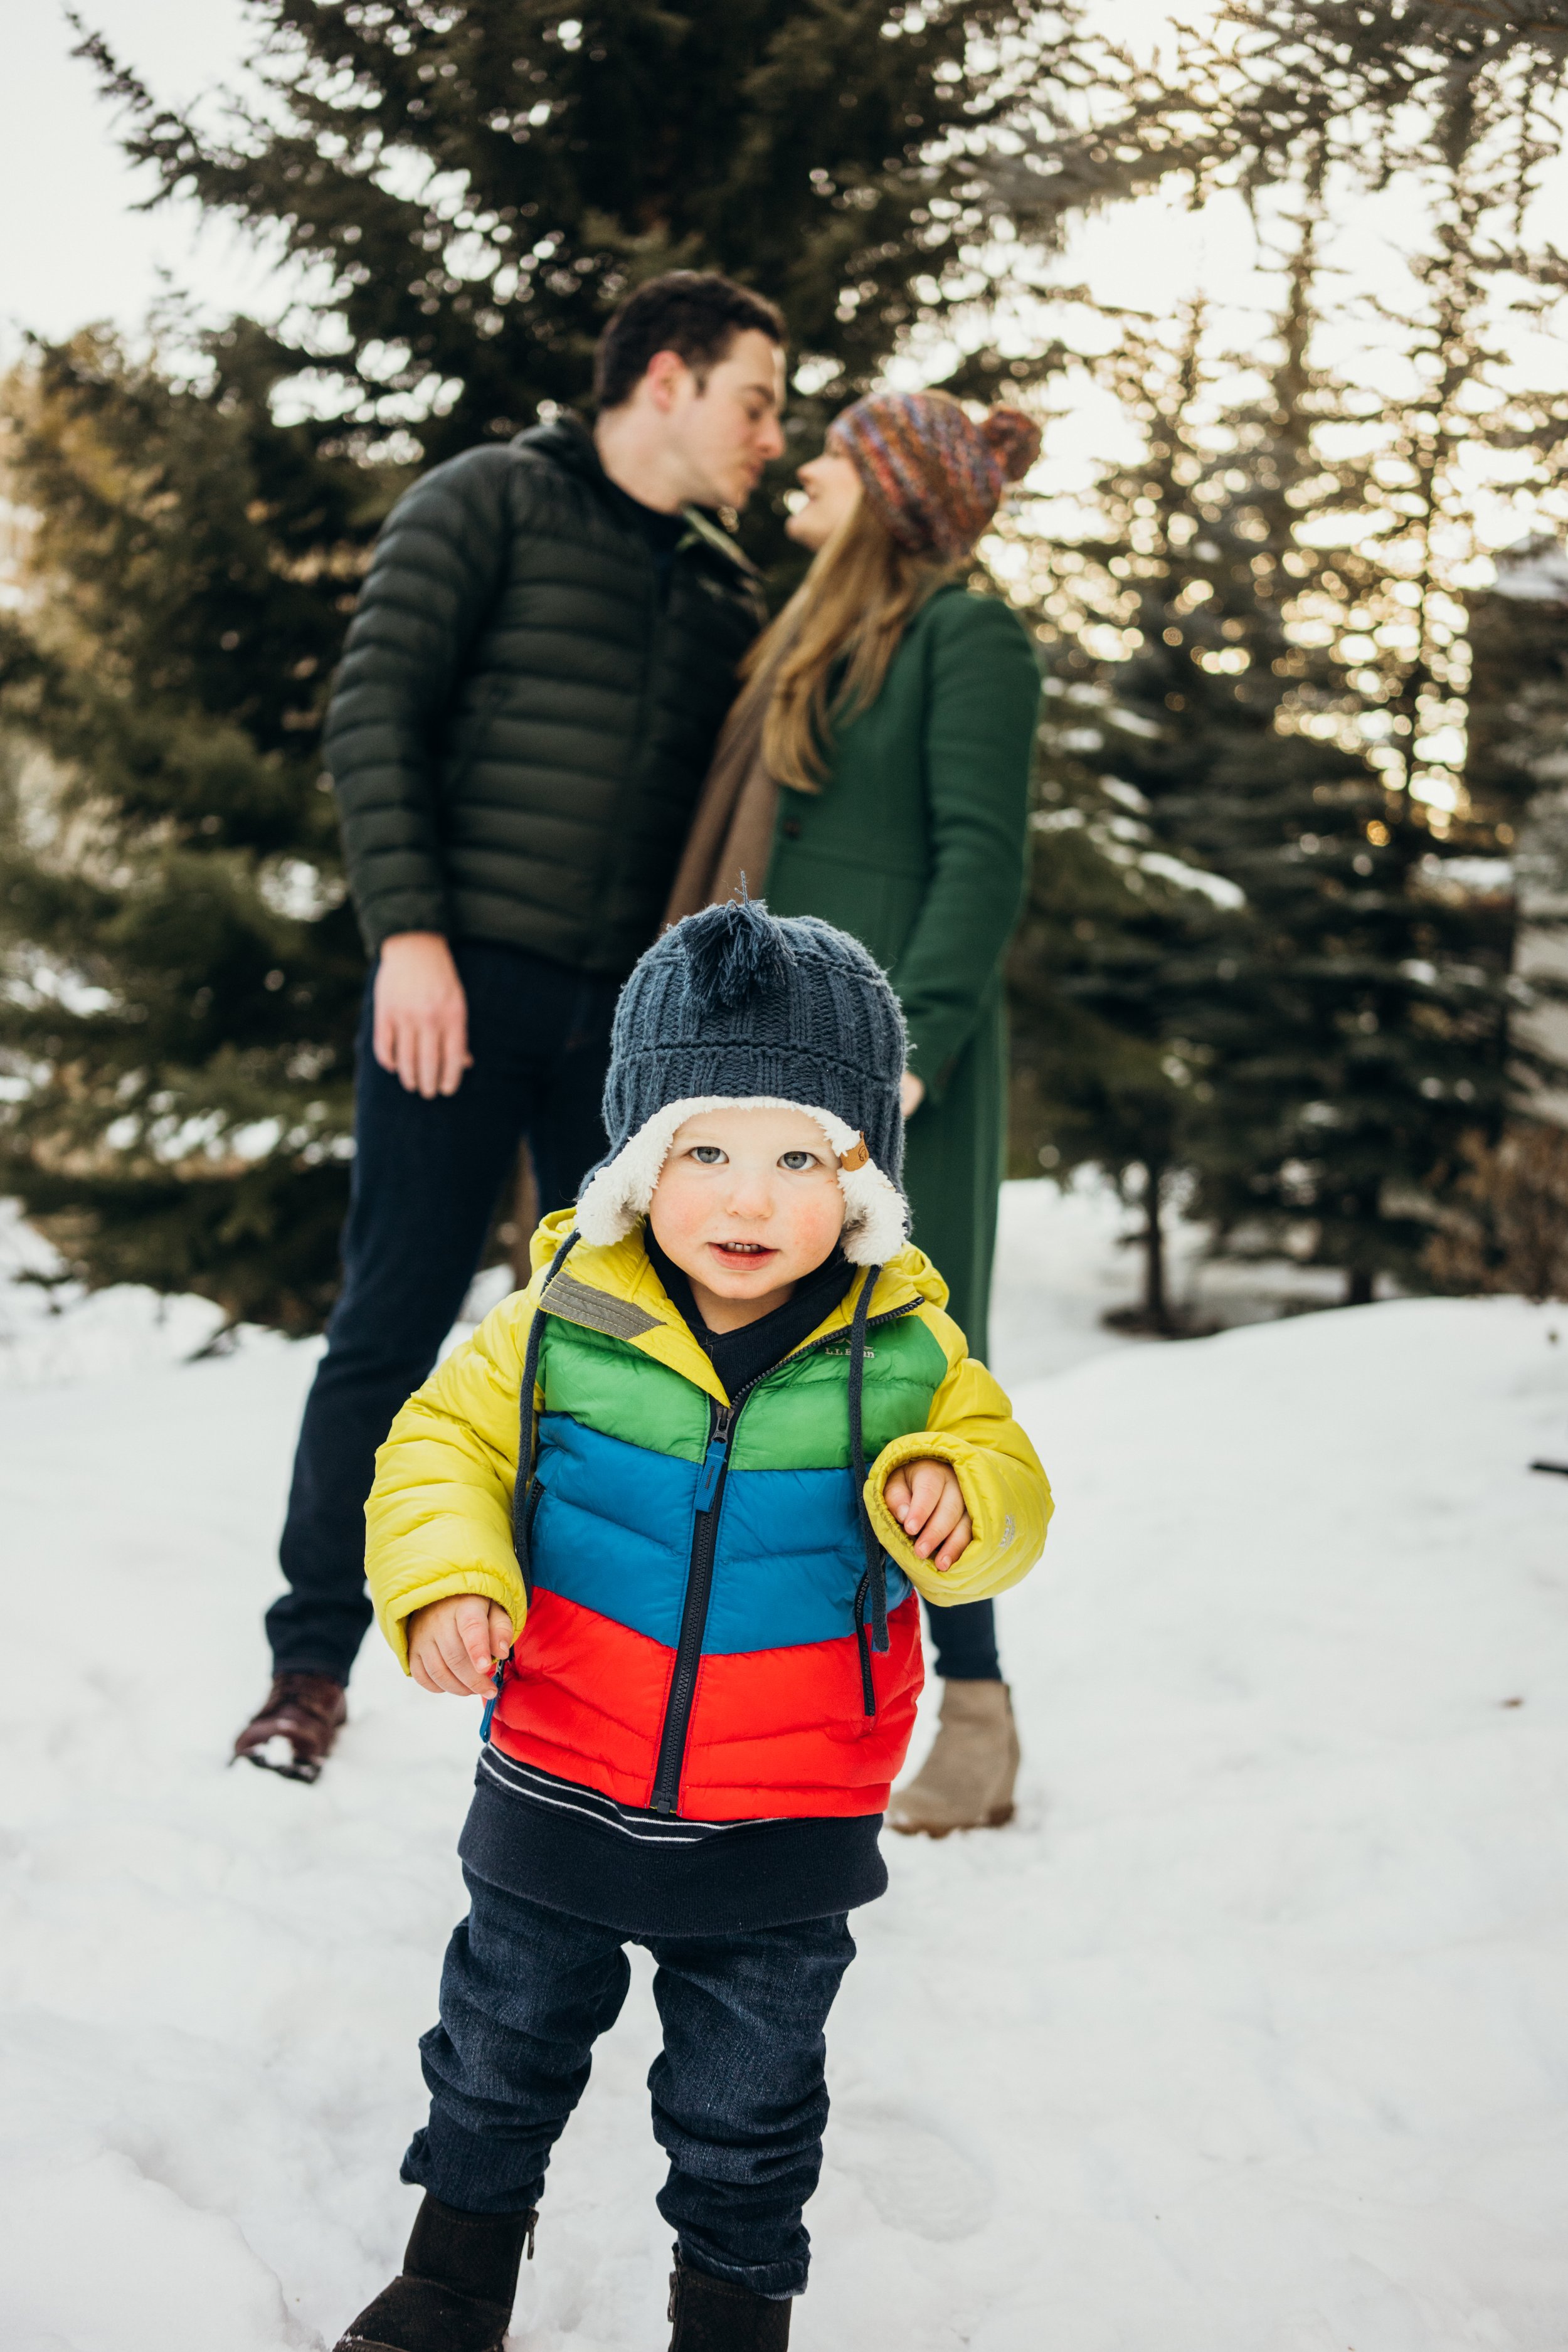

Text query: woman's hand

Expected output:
[883,1456,972,1571]
[899,1071,926,1118]
[407,1595,515,1695]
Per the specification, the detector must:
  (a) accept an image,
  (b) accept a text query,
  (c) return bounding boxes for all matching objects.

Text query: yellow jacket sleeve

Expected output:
[364,1279,542,1671]
[864,1317,1051,1608]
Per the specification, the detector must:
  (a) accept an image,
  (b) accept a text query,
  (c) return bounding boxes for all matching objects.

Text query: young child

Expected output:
[336,903,1051,2352]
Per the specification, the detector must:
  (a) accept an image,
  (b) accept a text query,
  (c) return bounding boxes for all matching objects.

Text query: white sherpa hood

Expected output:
[575,1093,909,1268]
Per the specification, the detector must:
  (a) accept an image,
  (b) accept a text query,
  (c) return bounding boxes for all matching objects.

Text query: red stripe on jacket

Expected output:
[491,1587,923,1820]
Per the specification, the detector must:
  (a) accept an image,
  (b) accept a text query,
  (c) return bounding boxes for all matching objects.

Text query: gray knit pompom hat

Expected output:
[575,900,909,1265]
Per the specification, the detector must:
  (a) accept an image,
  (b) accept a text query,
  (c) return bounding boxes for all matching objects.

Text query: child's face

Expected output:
[649,1104,847,1319]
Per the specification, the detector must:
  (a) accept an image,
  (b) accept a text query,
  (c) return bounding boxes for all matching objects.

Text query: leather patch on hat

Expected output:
[839,1133,871,1170]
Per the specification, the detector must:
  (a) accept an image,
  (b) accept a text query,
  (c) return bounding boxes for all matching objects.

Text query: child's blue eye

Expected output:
[779,1152,817,1171]
[691,1146,725,1165]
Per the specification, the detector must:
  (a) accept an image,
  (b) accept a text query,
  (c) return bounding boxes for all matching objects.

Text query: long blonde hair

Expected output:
[744,497,955,792]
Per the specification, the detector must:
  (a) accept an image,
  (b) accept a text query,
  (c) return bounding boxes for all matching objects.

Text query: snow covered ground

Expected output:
[0,1200,229,1386]
[3,1180,1568,2349]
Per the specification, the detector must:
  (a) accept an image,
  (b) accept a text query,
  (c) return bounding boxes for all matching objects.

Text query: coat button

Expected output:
[781,817,802,840]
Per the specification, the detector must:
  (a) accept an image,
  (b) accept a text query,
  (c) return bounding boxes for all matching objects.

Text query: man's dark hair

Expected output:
[594,272,785,411]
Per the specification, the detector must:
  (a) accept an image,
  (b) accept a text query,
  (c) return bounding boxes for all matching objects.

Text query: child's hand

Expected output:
[882,1457,972,1572]
[407,1595,515,1696]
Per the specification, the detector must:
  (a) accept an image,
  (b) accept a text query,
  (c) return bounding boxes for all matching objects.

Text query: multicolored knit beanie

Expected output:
[828,389,1041,561]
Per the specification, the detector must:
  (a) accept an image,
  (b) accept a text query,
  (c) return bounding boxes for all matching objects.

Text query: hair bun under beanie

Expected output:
[575,899,910,1266]
[828,388,1041,561]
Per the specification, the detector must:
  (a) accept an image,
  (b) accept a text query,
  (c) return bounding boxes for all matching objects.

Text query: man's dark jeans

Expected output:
[401,1869,855,2299]
[267,942,618,1683]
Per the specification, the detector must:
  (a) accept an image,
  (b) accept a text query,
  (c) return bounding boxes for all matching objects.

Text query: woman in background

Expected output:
[667,388,1041,1834]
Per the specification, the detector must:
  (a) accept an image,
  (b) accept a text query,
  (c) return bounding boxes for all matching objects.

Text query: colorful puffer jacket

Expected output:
[366,1209,1051,1822]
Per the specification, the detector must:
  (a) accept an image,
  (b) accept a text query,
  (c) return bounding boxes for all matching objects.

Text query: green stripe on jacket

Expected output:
[541,1312,948,1470]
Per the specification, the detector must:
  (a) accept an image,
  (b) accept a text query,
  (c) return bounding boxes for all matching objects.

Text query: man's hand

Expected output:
[373,931,472,1099]
[883,1456,972,1572]
[407,1594,516,1696]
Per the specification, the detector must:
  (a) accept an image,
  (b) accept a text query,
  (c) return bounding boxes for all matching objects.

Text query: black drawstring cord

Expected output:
[847,1263,887,1718]
[512,1229,580,1599]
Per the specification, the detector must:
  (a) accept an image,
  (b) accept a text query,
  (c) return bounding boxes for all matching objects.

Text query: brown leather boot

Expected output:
[334,2195,536,2352]
[668,2253,791,2349]
[887,1679,1020,1836]
[232,1671,347,1783]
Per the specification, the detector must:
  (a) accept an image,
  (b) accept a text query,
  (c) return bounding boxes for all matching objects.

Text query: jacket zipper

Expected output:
[649,1394,738,1814]
[646,1298,918,1817]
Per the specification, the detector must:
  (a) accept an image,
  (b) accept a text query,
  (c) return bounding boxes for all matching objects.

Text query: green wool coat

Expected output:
[765,583,1040,1362]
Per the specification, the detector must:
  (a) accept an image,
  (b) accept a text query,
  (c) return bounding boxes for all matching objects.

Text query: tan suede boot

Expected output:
[887,1680,1019,1836]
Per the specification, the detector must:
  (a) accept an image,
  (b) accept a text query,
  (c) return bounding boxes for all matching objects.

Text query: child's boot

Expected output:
[667,2253,792,2349]
[886,1678,1019,1835]
[334,2194,536,2352]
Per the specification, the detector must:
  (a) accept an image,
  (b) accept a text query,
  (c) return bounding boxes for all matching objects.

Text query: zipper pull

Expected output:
[479,1651,509,1742]
[694,1407,733,1512]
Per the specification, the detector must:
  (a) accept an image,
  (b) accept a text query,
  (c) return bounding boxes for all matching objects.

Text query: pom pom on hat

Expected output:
[980,404,1042,483]
[679,895,794,1014]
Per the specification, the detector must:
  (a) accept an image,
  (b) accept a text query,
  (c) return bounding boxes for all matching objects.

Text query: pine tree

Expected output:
[1466,539,1568,839]
[1007,203,1565,1306]
[4,3,1133,1327]
[77,0,1105,479]
[1006,293,1377,1318]
[1106,1,1568,215]
[1006,724,1227,1334]
[1000,312,1250,1333]
[0,323,390,1330]
[1259,169,1568,1293]
[1464,541,1568,1145]
[1226,1,1568,184]
[1138,249,1520,1305]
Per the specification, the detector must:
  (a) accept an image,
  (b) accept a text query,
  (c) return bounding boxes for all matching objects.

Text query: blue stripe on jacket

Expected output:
[530,1413,910,1656]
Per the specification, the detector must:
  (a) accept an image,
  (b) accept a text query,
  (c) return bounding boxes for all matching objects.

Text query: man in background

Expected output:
[235,272,785,1781]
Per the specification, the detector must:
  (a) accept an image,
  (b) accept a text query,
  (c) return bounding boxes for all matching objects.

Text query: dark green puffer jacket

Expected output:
[324,418,765,974]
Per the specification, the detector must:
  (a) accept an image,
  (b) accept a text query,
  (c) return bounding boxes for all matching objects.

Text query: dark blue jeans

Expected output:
[923,1597,1001,1680]
[267,943,618,1682]
[402,1871,855,2299]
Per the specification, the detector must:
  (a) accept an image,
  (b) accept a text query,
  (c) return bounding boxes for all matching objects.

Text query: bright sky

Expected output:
[4,0,286,355]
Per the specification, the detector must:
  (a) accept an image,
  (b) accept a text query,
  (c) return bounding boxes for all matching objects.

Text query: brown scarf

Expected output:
[662,682,783,928]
